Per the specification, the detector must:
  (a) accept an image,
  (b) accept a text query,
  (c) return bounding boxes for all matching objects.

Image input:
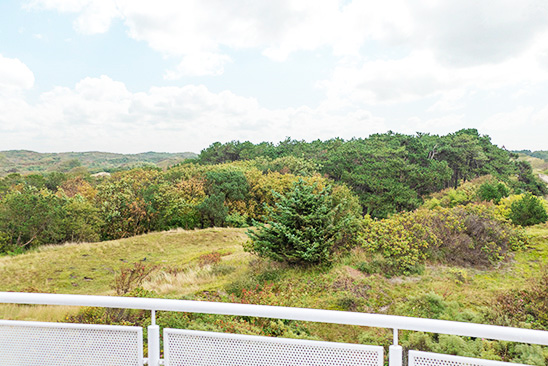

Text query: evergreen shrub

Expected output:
[508,193,548,226]
[245,179,362,265]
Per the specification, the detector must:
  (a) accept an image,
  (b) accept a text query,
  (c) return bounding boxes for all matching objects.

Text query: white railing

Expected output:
[1,292,547,366]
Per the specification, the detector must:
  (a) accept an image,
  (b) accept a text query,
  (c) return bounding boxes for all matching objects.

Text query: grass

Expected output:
[0,227,251,320]
[0,227,250,294]
[2,223,548,336]
[517,154,548,173]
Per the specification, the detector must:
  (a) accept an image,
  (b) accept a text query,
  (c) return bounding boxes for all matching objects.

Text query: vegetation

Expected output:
[0,129,546,259]
[514,149,548,162]
[1,131,548,364]
[361,203,527,275]
[246,179,362,265]
[0,150,196,176]
[508,193,548,226]
[1,222,548,364]
[196,129,547,217]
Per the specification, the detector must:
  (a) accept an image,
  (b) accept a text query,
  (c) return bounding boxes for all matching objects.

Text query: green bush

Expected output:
[478,181,510,204]
[246,179,362,265]
[509,193,548,226]
[225,212,249,228]
[361,203,528,274]
[396,292,448,319]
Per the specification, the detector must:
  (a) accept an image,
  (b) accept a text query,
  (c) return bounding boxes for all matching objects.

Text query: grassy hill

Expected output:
[515,153,548,173]
[2,224,548,362]
[0,150,197,176]
[0,224,546,320]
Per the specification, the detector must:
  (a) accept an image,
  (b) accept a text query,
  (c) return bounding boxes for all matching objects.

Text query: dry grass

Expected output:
[0,227,252,320]
[0,304,80,322]
[0,227,250,295]
[143,250,251,296]
[517,154,548,172]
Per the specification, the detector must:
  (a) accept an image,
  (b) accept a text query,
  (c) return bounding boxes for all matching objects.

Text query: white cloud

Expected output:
[0,55,35,92]
[479,104,548,150]
[25,0,120,34]
[320,48,548,108]
[14,1,548,152]
[482,106,535,132]
[410,0,548,67]
[24,0,548,79]
[1,75,385,152]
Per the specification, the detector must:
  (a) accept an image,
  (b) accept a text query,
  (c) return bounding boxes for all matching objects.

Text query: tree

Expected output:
[198,169,250,227]
[246,179,361,265]
[509,193,548,226]
[478,181,510,204]
[95,168,162,239]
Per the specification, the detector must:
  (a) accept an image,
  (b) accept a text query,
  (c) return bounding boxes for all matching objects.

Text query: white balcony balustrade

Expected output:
[0,292,546,366]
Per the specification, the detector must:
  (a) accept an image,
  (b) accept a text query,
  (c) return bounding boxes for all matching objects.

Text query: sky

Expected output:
[1,0,548,154]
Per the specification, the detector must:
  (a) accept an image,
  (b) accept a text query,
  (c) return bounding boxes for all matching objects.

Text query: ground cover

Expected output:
[1,223,548,363]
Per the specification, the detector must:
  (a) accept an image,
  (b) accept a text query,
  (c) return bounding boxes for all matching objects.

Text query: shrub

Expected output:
[112,262,158,295]
[361,212,432,275]
[198,251,222,267]
[225,212,249,228]
[491,268,548,330]
[508,193,548,226]
[478,181,510,204]
[396,292,448,319]
[245,179,362,265]
[361,203,528,274]
[427,204,527,266]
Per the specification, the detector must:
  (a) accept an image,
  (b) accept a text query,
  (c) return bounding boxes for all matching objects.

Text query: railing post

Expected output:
[389,328,402,366]
[148,309,160,366]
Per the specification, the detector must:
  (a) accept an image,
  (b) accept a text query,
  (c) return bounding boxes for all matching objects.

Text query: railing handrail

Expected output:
[1,291,547,347]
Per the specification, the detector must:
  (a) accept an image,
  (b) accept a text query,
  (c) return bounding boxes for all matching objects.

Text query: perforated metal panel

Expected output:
[0,320,143,366]
[409,350,531,366]
[164,328,383,366]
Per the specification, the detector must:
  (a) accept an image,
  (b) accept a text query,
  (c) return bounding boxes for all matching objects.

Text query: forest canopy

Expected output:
[0,129,546,255]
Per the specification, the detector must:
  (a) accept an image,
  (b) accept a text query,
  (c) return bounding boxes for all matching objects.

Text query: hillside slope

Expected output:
[0,228,250,295]
[1,224,547,317]
[2,225,548,363]
[0,150,197,176]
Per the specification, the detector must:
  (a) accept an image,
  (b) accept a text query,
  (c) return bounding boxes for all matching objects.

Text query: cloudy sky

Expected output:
[1,0,548,153]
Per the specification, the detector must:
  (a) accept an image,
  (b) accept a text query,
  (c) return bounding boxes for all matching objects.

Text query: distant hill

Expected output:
[0,150,197,176]
[513,151,548,172]
[513,150,548,161]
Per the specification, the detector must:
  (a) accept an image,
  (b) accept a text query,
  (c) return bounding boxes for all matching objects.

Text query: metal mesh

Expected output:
[164,328,383,366]
[409,350,531,366]
[0,320,143,366]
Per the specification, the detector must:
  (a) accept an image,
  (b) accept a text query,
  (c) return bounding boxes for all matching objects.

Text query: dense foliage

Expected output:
[0,187,101,253]
[361,203,528,275]
[195,129,546,217]
[0,160,345,253]
[246,179,362,265]
[0,129,546,257]
[508,193,548,226]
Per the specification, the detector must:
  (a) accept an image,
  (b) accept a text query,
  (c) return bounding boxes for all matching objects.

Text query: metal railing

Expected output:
[1,291,547,366]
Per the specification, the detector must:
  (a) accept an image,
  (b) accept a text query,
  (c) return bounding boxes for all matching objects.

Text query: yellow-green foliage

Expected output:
[361,204,528,274]
[0,228,250,296]
[497,194,525,218]
[361,212,433,274]
[424,176,492,208]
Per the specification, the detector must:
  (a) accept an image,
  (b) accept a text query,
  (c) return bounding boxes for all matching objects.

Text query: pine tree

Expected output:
[246,178,358,265]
